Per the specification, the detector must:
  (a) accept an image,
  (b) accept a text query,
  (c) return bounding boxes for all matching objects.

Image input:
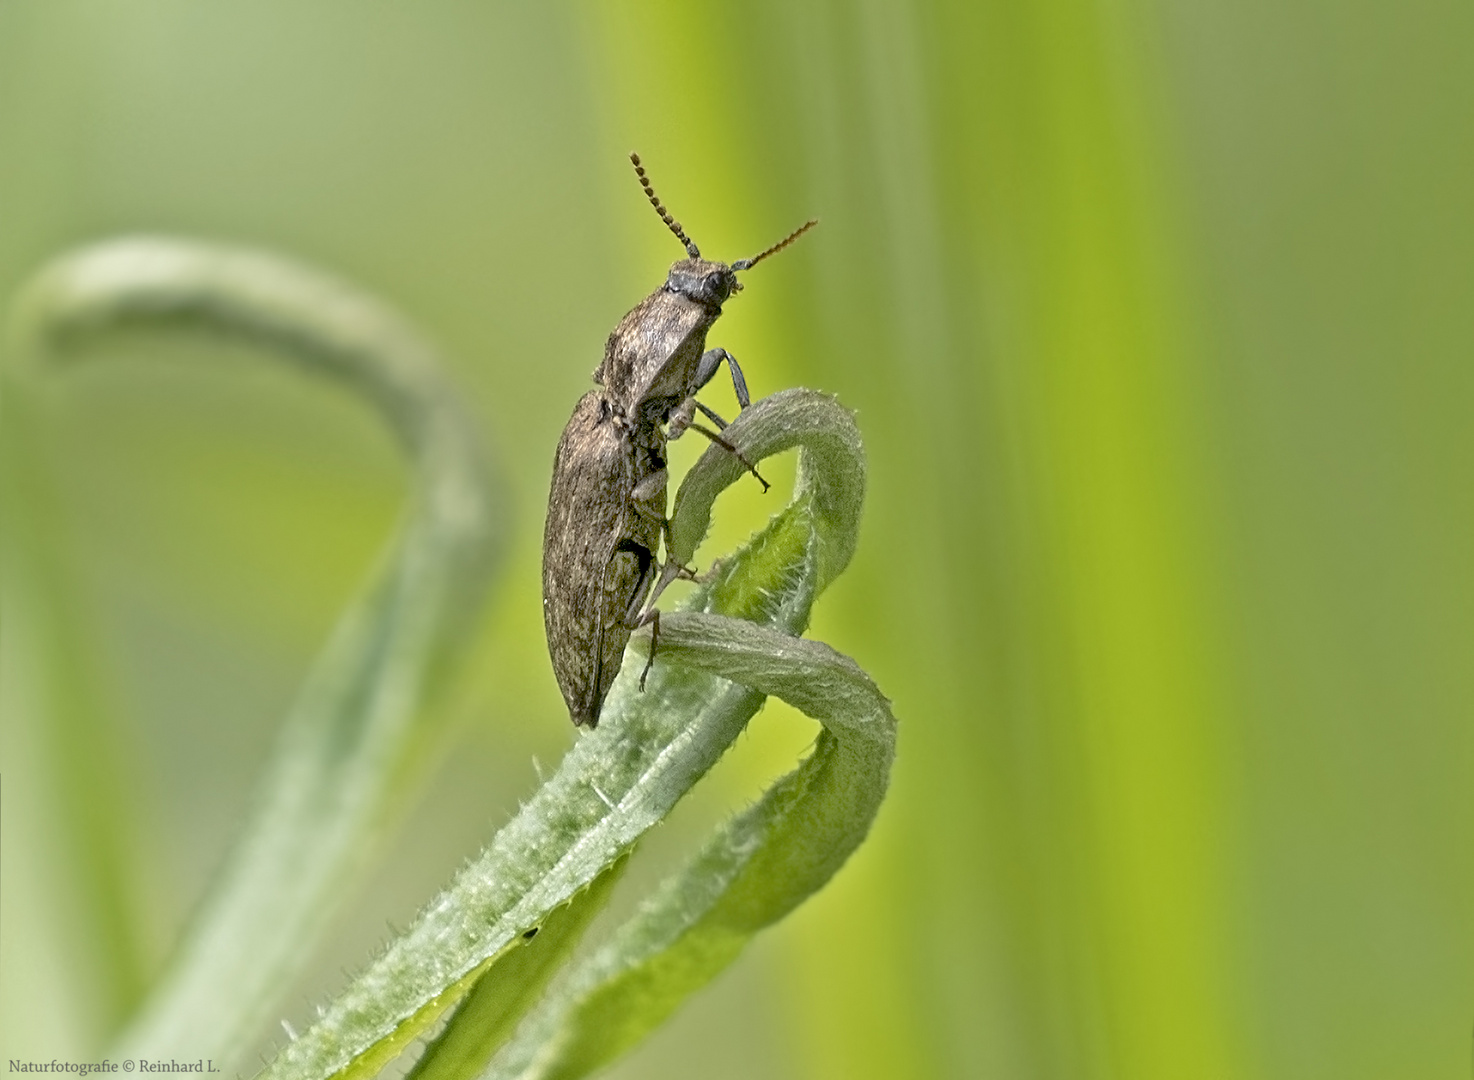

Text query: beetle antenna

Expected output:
[630,152,701,259]
[732,218,818,271]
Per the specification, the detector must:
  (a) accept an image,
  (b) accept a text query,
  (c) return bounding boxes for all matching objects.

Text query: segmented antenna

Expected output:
[732,218,819,271]
[630,152,701,259]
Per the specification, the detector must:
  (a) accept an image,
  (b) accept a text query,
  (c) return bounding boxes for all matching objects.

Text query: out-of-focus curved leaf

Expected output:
[7,238,506,1069]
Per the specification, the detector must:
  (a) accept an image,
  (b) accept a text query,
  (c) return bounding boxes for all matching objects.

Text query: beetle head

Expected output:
[665,258,740,308]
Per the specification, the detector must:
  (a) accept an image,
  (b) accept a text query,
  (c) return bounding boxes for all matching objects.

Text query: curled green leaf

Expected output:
[259,388,894,1080]
[7,238,505,1069]
[483,613,894,1080]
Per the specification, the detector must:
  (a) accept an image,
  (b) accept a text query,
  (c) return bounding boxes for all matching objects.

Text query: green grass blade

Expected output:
[0,388,152,1028]
[7,238,505,1068]
[404,857,628,1080]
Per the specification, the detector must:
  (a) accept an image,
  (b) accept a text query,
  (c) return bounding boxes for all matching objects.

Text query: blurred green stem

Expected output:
[0,365,150,1025]
[7,238,504,1069]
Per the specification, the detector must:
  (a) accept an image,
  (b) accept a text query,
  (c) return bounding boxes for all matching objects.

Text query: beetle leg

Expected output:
[615,539,659,621]
[695,347,751,409]
[694,400,730,429]
[688,422,770,492]
[667,397,697,440]
[627,553,701,691]
[637,608,659,690]
[629,474,673,562]
[630,467,668,505]
[627,479,696,606]
[643,559,686,615]
[668,398,733,438]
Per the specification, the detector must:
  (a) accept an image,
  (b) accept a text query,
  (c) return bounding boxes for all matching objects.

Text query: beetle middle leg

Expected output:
[630,466,668,505]
[671,398,733,434]
[689,420,770,491]
[629,467,687,576]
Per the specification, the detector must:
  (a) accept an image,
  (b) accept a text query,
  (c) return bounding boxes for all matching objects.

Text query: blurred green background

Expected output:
[3,2,1472,1077]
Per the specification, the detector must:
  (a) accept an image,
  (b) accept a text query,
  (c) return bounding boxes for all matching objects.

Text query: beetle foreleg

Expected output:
[695,347,751,409]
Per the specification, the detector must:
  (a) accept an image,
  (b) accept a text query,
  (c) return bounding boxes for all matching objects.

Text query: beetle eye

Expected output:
[706,275,729,302]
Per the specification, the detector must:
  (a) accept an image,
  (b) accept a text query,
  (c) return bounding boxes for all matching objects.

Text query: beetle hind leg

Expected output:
[625,552,699,692]
[634,607,659,691]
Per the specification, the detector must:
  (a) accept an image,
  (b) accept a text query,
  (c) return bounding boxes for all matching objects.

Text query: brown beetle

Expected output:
[541,153,816,728]
[542,390,668,727]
